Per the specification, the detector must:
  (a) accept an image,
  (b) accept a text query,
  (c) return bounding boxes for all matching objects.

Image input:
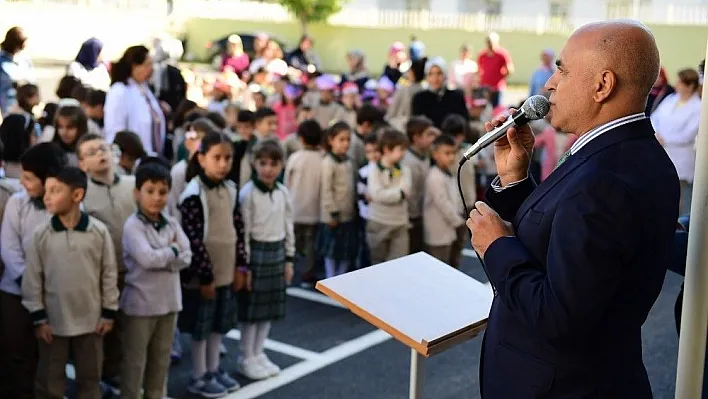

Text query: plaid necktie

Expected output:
[555,150,571,170]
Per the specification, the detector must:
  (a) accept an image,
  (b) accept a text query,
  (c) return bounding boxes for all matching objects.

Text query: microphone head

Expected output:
[521,95,551,120]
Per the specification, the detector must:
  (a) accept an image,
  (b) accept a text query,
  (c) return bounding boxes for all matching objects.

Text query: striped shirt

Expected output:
[492,112,647,192]
[569,112,646,155]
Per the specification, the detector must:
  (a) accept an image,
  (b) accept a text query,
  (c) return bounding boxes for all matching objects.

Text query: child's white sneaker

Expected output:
[238,357,271,380]
[256,353,281,376]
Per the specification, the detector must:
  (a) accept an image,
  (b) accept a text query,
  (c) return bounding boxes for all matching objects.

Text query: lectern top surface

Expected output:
[317,252,493,345]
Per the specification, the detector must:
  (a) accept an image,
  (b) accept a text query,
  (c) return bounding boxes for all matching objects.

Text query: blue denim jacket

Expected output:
[0,51,16,115]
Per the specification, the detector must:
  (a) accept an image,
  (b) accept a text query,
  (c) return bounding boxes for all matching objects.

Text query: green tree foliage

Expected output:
[278,0,346,33]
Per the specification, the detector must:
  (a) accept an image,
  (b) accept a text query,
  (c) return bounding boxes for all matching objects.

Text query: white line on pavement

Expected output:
[225,329,322,361]
[286,287,346,308]
[225,329,392,399]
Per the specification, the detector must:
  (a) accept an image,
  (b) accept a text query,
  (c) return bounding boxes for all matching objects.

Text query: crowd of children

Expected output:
[0,46,502,399]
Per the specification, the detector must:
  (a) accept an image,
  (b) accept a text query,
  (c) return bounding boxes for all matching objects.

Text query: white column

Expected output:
[675,40,708,399]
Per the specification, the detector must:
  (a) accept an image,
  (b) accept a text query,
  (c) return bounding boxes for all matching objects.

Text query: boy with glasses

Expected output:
[76,133,137,395]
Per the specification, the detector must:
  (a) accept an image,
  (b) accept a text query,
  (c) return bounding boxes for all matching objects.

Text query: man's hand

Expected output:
[95,319,114,336]
[35,323,53,344]
[487,110,535,186]
[467,201,514,258]
[284,262,294,285]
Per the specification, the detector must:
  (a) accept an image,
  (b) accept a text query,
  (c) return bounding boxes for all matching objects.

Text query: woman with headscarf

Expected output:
[341,50,369,93]
[645,67,674,117]
[411,57,468,128]
[67,38,110,91]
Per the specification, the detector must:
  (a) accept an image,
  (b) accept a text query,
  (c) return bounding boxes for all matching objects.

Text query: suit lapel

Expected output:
[514,118,655,225]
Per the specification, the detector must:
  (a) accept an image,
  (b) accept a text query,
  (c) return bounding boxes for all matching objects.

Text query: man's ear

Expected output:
[593,70,616,103]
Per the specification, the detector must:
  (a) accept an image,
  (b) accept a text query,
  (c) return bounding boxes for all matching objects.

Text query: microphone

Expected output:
[459,95,550,165]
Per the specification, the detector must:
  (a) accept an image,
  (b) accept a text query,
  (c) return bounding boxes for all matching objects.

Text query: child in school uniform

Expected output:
[112,130,146,176]
[0,143,67,399]
[356,134,381,269]
[238,140,295,380]
[179,132,245,398]
[282,106,314,159]
[51,105,89,166]
[424,134,466,265]
[169,118,218,219]
[76,133,137,392]
[120,159,192,399]
[441,114,477,269]
[317,122,358,277]
[312,74,347,130]
[0,140,21,397]
[253,107,281,145]
[402,116,439,254]
[284,119,323,284]
[349,105,384,170]
[230,110,256,189]
[366,128,412,264]
[22,166,119,399]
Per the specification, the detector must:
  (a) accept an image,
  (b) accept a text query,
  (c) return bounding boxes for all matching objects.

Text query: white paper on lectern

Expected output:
[318,252,494,345]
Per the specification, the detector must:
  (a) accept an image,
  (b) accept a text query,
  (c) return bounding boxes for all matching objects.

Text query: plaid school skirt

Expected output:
[237,239,286,323]
[316,221,359,262]
[179,285,238,341]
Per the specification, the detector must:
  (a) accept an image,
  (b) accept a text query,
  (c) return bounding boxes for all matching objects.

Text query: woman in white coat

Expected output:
[651,68,702,215]
[104,45,166,156]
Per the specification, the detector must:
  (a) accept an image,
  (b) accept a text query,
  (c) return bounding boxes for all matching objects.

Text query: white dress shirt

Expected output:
[104,78,166,154]
[651,93,701,182]
[492,112,647,191]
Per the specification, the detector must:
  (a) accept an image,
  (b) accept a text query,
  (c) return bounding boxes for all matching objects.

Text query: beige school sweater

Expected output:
[367,162,412,227]
[22,214,119,337]
[424,166,466,246]
[320,153,356,224]
[83,175,137,274]
[313,102,347,130]
[205,186,238,287]
[402,148,430,220]
[285,149,323,224]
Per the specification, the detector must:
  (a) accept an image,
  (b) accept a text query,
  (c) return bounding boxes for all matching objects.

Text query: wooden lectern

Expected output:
[316,252,493,398]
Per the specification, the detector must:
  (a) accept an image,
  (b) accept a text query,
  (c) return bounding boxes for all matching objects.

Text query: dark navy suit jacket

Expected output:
[481,118,680,398]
